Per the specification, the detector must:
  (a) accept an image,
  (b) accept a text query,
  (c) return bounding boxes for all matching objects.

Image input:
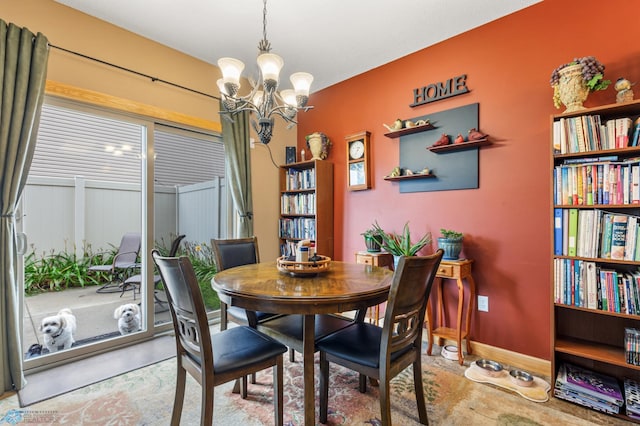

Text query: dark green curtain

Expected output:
[221,103,254,238]
[0,20,49,393]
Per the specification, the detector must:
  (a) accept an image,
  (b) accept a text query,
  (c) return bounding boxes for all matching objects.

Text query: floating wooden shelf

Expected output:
[428,138,491,153]
[383,173,435,181]
[383,123,435,138]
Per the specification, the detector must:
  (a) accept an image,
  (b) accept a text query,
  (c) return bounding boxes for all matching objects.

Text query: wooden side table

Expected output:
[426,259,475,365]
[355,250,394,269]
[355,251,394,324]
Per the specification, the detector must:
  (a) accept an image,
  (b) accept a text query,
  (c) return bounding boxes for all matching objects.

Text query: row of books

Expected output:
[553,159,640,206]
[553,258,640,314]
[554,209,640,261]
[283,168,316,191]
[278,217,316,241]
[552,114,640,154]
[281,193,316,215]
[554,363,624,415]
[625,328,640,366]
[279,240,304,257]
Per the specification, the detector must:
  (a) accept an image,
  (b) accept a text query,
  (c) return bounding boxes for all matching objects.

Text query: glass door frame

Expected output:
[22,97,158,371]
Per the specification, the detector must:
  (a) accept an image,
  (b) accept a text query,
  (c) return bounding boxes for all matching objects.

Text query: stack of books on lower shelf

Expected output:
[554,363,624,415]
[624,378,640,420]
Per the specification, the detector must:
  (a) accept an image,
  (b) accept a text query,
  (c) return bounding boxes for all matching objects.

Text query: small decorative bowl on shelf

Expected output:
[276,255,331,276]
[475,359,504,378]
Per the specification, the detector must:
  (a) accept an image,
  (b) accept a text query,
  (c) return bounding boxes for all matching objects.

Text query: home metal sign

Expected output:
[410,74,469,107]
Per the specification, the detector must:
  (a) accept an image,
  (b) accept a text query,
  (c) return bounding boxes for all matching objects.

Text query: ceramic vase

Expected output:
[306,132,330,160]
[364,235,381,253]
[556,64,589,113]
[437,237,463,260]
[393,255,402,270]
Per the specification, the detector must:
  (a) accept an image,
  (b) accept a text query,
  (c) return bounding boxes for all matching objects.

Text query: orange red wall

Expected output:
[297,0,640,359]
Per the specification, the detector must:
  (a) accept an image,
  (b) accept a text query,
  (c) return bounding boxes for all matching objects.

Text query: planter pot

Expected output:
[437,237,463,260]
[393,255,402,270]
[556,64,589,113]
[364,235,381,253]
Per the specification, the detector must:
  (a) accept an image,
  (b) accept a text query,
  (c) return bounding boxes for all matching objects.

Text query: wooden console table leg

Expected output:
[465,275,476,356]
[455,278,465,365]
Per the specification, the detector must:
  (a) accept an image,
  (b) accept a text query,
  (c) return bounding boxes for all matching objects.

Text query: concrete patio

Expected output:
[22,285,172,355]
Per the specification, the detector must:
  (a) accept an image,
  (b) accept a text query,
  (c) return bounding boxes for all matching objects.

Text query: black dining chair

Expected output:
[315,250,444,426]
[211,237,280,330]
[152,250,287,426]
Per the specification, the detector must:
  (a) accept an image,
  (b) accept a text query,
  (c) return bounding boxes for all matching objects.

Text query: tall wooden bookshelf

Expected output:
[279,160,334,258]
[551,99,640,422]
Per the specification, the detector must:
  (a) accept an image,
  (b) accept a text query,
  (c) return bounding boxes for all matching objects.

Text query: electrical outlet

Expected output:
[477,295,489,312]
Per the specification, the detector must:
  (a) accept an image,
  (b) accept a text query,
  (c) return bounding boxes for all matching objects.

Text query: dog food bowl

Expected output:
[475,359,504,377]
[509,369,534,387]
[441,345,459,361]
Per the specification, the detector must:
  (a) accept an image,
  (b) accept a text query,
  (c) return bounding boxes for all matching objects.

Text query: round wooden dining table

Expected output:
[211,260,393,425]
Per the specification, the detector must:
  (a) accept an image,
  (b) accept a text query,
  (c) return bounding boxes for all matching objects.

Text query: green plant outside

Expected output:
[24,239,221,311]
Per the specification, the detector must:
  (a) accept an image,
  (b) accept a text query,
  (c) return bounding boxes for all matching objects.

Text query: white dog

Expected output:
[114,303,141,335]
[40,308,77,353]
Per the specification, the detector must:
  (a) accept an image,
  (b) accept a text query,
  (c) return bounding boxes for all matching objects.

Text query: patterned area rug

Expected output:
[0,344,631,425]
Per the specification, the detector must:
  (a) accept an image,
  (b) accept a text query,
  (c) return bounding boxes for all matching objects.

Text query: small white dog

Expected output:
[40,308,77,353]
[114,303,141,335]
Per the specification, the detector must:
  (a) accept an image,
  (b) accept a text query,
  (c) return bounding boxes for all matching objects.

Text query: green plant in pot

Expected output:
[438,228,464,260]
[361,227,384,253]
[371,221,431,269]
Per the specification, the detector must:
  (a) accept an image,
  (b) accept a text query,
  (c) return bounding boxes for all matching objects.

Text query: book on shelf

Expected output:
[554,208,563,255]
[555,362,623,407]
[617,117,633,148]
[567,208,578,256]
[585,261,598,310]
[562,209,569,255]
[626,216,639,261]
[632,117,640,147]
[611,214,629,260]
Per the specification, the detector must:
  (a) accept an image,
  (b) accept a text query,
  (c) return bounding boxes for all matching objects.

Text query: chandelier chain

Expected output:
[258,0,271,53]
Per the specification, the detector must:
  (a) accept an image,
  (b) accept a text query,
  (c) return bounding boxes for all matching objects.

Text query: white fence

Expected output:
[20,176,226,256]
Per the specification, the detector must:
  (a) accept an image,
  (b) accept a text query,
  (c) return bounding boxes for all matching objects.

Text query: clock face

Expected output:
[349,140,365,160]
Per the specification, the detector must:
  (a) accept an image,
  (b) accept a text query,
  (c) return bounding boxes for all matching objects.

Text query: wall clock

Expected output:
[346,131,371,191]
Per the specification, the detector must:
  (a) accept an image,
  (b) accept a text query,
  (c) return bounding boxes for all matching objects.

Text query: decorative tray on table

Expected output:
[276,255,331,276]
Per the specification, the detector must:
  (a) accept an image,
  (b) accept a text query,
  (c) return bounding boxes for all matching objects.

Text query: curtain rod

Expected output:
[49,43,221,101]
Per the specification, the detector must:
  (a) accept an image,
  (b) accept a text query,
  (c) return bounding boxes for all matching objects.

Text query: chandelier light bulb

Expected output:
[218,57,245,87]
[280,89,297,107]
[257,53,284,86]
[290,72,313,96]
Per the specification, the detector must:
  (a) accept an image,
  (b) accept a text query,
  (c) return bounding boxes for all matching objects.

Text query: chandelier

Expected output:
[217,0,314,145]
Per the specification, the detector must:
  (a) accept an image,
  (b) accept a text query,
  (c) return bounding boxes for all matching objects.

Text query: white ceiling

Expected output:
[55,0,540,92]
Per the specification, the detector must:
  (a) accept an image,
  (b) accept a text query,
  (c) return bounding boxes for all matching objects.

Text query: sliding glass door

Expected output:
[20,97,226,370]
[21,98,147,367]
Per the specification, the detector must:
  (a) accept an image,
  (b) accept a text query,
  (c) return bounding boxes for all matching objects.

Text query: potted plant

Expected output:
[361,227,384,253]
[550,56,611,112]
[371,221,431,269]
[437,228,464,260]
